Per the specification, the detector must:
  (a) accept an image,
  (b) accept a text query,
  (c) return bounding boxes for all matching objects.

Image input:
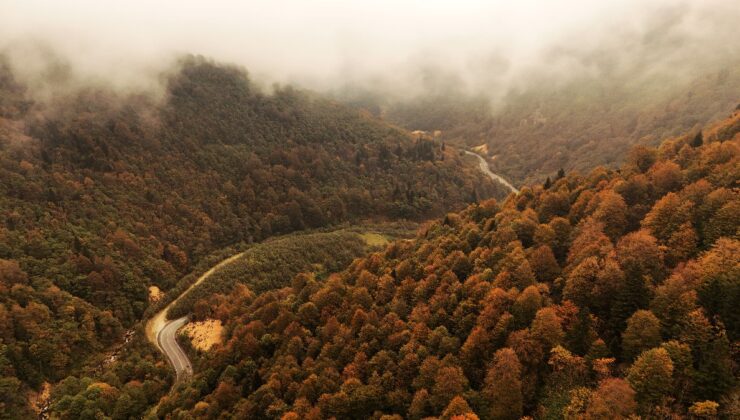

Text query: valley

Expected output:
[150,110,739,419]
[145,141,516,387]
[1,2,738,418]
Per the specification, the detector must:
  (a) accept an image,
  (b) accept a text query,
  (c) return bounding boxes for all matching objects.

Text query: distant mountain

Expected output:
[0,55,499,413]
[340,63,740,186]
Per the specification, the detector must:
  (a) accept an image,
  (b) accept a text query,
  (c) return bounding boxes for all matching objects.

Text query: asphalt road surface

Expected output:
[157,316,192,380]
[148,150,515,382]
[464,150,519,194]
[146,252,244,383]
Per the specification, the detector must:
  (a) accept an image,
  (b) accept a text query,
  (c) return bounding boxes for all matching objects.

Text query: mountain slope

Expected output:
[152,109,738,419]
[0,55,499,415]
[345,64,740,186]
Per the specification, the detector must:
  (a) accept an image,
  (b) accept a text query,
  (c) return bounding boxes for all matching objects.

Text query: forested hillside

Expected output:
[0,55,498,415]
[347,64,740,186]
[156,110,739,419]
[47,228,399,419]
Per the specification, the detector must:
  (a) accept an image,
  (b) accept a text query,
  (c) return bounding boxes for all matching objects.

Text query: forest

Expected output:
[0,55,499,416]
[2,2,738,418]
[144,110,737,419]
[343,63,740,187]
[0,50,738,420]
[44,228,401,419]
[167,228,398,319]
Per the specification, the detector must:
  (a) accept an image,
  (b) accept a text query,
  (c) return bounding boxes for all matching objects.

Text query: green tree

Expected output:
[621,310,662,361]
[690,132,703,148]
[696,239,740,340]
[627,347,674,411]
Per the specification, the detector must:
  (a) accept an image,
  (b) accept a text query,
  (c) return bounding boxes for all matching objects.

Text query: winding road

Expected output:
[146,252,244,382]
[156,317,192,378]
[464,150,519,194]
[146,149,513,383]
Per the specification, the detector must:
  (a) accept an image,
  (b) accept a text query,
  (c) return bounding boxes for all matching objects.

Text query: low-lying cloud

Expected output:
[1,0,738,99]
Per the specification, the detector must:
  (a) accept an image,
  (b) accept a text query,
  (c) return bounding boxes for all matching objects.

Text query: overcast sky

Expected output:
[1,0,738,96]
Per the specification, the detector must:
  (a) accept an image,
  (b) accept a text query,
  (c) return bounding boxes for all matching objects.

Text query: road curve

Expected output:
[148,150,513,381]
[464,150,519,194]
[146,252,244,382]
[157,316,192,379]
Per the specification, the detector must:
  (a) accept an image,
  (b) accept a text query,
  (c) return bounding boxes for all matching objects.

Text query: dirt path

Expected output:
[145,252,244,381]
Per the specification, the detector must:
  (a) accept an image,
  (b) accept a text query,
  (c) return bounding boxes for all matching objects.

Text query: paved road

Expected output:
[148,149,514,382]
[146,252,244,382]
[464,150,519,194]
[157,317,192,379]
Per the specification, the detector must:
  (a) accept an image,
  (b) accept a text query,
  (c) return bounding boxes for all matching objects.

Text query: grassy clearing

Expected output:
[181,320,224,351]
[359,232,390,247]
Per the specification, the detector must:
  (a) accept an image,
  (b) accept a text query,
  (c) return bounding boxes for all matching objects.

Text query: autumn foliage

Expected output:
[0,55,502,415]
[149,110,739,418]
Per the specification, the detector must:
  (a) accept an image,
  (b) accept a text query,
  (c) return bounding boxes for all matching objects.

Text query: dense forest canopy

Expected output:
[0,55,500,416]
[42,106,740,419]
[1,1,738,418]
[144,110,738,419]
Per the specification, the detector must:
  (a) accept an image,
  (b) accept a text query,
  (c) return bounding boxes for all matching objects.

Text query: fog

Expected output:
[1,0,738,99]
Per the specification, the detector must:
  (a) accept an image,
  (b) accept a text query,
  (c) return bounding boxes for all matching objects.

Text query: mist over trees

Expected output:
[0,1,738,418]
[0,55,502,416]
